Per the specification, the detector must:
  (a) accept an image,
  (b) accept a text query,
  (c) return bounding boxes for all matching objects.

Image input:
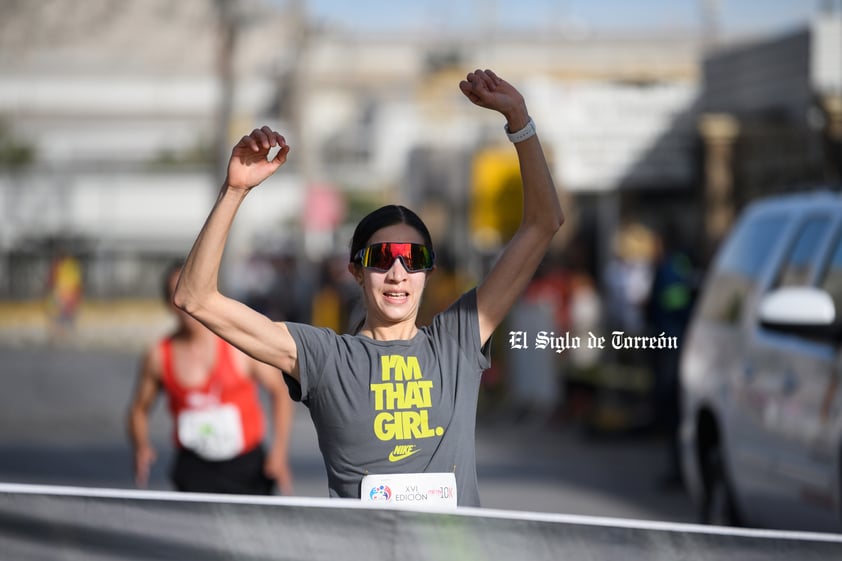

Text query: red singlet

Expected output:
[160,337,264,455]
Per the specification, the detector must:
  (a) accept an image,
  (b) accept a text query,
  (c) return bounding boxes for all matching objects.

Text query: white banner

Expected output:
[2,483,842,561]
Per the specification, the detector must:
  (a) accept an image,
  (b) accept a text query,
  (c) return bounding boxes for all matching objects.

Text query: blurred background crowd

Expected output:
[0,0,840,438]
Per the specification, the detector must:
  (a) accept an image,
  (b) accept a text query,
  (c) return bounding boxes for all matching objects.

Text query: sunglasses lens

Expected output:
[359,243,433,271]
[410,245,433,270]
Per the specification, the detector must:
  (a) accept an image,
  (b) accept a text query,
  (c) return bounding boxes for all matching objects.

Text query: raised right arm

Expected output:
[173,127,300,380]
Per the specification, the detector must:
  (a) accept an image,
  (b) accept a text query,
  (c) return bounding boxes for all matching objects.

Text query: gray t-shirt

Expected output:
[284,288,491,506]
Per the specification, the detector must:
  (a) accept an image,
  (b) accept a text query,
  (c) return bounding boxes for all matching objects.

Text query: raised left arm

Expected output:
[460,69,565,345]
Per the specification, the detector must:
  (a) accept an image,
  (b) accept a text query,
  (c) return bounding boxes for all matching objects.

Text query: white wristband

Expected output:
[505,117,536,143]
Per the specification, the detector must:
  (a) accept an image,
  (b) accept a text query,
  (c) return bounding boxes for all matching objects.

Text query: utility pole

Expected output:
[699,0,721,50]
[286,0,314,185]
[214,0,238,189]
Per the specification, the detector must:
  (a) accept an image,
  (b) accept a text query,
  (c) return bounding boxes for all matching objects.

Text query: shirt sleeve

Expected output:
[283,322,338,404]
[432,288,492,371]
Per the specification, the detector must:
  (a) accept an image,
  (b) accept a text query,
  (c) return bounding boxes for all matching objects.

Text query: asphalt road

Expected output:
[0,342,696,524]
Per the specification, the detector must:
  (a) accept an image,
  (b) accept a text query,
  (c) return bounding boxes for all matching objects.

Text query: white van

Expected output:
[680,190,842,532]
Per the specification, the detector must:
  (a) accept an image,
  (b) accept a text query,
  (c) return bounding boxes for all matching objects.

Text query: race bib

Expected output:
[177,404,244,461]
[361,472,457,509]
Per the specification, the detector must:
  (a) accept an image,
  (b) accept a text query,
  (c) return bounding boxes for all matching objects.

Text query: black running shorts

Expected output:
[171,445,276,495]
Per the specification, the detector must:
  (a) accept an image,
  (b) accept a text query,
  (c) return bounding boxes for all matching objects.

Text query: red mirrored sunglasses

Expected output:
[354,242,435,272]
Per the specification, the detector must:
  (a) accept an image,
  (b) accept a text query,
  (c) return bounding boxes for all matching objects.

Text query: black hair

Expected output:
[348,205,434,264]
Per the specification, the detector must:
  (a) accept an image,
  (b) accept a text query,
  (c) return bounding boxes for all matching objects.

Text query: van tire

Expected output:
[700,444,741,526]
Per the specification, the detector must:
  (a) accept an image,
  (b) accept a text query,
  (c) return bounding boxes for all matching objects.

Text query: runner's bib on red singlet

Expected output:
[177,403,244,461]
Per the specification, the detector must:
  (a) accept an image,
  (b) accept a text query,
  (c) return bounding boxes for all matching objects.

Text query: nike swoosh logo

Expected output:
[388,445,420,462]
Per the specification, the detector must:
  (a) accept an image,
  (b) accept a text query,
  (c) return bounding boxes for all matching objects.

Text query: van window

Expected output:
[819,231,842,316]
[772,217,832,289]
[697,214,785,325]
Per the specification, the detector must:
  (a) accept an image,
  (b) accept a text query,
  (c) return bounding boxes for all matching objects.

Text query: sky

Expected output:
[304,0,822,37]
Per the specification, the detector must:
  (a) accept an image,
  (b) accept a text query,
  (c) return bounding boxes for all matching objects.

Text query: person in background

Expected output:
[173,69,564,506]
[505,256,567,424]
[45,249,83,342]
[127,261,295,495]
[604,223,656,336]
[646,222,698,489]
